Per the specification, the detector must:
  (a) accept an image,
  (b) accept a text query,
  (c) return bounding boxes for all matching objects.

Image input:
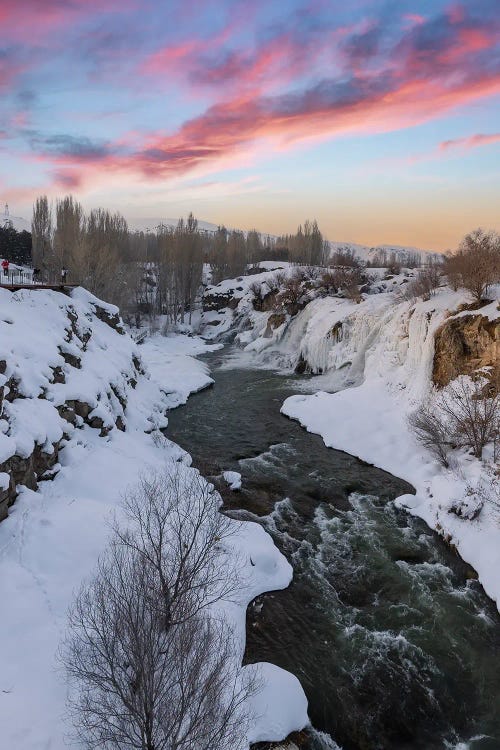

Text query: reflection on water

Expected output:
[166,352,500,750]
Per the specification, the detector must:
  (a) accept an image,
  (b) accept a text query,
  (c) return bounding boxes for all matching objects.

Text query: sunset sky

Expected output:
[1,0,499,250]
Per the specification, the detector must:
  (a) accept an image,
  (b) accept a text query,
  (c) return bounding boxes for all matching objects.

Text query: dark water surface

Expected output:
[166,349,500,750]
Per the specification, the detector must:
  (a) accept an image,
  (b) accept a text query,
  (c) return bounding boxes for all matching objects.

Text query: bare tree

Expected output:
[408,404,451,467]
[54,195,84,277]
[115,468,241,625]
[402,263,442,301]
[320,266,364,298]
[440,376,499,460]
[276,219,327,266]
[330,247,361,268]
[61,467,255,750]
[31,195,52,277]
[444,229,500,303]
[409,376,499,464]
[62,542,254,750]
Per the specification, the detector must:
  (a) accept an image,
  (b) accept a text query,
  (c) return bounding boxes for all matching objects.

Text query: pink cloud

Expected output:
[10,3,500,196]
[0,54,29,91]
[140,40,206,76]
[403,13,426,26]
[140,22,342,100]
[1,0,136,41]
[440,133,500,151]
[26,60,500,198]
[446,3,465,25]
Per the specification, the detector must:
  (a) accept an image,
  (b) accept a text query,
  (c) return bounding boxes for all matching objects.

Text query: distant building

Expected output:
[3,204,13,230]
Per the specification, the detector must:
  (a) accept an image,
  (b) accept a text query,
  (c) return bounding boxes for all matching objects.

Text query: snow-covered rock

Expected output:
[223,470,242,490]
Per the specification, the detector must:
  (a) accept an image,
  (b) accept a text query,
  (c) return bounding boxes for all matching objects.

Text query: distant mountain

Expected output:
[328,240,442,265]
[130,217,220,234]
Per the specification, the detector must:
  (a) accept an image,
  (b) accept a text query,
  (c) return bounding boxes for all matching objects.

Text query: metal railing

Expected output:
[0,268,71,286]
[0,268,35,285]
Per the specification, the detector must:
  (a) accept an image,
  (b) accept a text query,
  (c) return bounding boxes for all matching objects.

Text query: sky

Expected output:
[1,0,499,250]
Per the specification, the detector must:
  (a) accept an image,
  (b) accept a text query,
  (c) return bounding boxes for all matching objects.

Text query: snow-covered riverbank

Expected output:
[0,294,308,750]
[280,297,500,611]
[200,269,500,612]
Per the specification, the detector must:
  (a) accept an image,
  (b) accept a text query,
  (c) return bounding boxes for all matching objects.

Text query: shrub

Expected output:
[408,405,451,467]
[403,264,442,301]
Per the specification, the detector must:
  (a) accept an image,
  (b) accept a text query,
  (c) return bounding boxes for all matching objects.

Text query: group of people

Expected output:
[0,260,69,284]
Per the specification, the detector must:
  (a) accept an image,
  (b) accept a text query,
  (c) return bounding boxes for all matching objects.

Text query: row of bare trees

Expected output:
[61,467,255,750]
[32,194,498,325]
[31,194,331,324]
[32,195,130,304]
[275,219,328,266]
[31,197,206,323]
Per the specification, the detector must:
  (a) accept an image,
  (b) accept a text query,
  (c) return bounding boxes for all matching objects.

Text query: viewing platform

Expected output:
[0,271,77,293]
[0,282,78,292]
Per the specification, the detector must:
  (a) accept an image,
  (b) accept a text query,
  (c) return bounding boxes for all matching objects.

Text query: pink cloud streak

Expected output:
[440,133,500,151]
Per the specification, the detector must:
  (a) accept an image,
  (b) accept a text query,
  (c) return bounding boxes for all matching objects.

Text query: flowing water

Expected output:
[166,349,500,750]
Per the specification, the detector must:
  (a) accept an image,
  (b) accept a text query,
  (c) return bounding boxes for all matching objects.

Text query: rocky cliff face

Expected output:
[433,308,499,390]
[0,287,164,521]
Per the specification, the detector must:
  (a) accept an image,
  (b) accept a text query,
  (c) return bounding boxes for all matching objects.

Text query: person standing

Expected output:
[61,267,68,283]
[1,259,9,280]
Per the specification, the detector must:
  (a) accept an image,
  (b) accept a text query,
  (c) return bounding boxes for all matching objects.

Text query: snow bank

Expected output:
[281,288,500,609]
[248,663,308,744]
[0,290,307,749]
[139,332,221,408]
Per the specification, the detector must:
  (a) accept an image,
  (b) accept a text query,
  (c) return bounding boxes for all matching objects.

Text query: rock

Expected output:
[222,470,242,490]
[110,384,127,410]
[253,290,278,312]
[50,365,66,384]
[203,291,235,312]
[93,304,125,334]
[115,415,126,432]
[263,313,286,338]
[448,497,483,520]
[132,355,145,374]
[58,347,81,369]
[89,415,105,431]
[330,321,343,343]
[295,354,308,375]
[57,403,77,425]
[433,313,499,390]
[0,442,61,519]
[4,375,23,402]
[73,400,92,420]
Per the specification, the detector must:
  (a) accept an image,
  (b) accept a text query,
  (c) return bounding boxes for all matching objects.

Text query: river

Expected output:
[166,348,500,750]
